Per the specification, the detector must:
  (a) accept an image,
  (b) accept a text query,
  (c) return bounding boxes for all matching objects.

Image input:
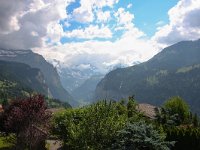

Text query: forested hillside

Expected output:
[0,60,48,99]
[0,49,75,106]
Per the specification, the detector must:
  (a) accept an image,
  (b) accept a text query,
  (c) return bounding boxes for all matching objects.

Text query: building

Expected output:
[0,104,3,112]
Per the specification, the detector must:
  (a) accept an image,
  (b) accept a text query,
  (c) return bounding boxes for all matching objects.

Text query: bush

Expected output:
[166,126,200,150]
[52,100,129,149]
[52,99,171,149]
[163,96,190,125]
[112,121,174,150]
[0,95,51,149]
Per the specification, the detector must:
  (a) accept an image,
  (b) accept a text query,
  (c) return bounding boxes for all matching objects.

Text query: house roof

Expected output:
[137,103,157,119]
[0,104,3,112]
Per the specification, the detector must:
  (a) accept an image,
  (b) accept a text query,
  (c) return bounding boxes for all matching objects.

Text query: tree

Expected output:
[192,113,199,127]
[112,121,174,150]
[1,95,51,149]
[2,99,8,107]
[166,126,200,150]
[52,100,128,149]
[163,96,190,125]
[127,96,138,118]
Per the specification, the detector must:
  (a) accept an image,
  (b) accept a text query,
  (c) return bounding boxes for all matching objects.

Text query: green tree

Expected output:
[52,100,129,149]
[112,121,174,150]
[127,96,138,118]
[192,113,199,127]
[166,126,200,150]
[163,96,190,125]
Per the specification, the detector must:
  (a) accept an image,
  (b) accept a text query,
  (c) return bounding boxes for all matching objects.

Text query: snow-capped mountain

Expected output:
[55,63,101,93]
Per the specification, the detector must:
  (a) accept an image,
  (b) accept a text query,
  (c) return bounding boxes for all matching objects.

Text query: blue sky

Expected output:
[60,0,179,44]
[129,0,179,36]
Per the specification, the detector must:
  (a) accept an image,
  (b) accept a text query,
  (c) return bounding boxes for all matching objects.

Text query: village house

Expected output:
[0,104,3,113]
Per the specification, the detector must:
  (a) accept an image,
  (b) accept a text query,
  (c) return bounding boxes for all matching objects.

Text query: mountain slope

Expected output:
[0,60,48,98]
[57,65,100,93]
[95,39,200,114]
[72,75,103,104]
[0,49,75,106]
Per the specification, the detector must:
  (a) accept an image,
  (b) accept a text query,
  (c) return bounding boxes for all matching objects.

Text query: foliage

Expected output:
[52,101,126,149]
[52,98,174,150]
[165,126,200,150]
[0,134,15,149]
[156,96,190,126]
[0,95,51,149]
[52,100,143,149]
[164,97,190,122]
[155,107,181,126]
[155,97,200,150]
[192,113,199,127]
[112,121,174,150]
[0,136,13,149]
[127,96,138,118]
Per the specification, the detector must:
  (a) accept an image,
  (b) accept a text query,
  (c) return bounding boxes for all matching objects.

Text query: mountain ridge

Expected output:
[95,39,200,114]
[0,49,76,106]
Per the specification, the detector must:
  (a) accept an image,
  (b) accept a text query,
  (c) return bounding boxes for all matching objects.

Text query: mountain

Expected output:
[52,61,104,105]
[95,39,200,114]
[54,60,131,94]
[0,60,48,98]
[57,65,100,93]
[71,74,104,104]
[0,49,75,106]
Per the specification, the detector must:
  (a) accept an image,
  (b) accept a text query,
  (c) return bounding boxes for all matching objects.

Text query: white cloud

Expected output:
[114,8,134,30]
[73,5,94,23]
[0,0,24,34]
[114,8,145,39]
[156,21,165,26]
[0,0,74,50]
[32,0,155,74]
[76,64,92,71]
[36,34,158,73]
[153,0,200,46]
[97,10,111,22]
[72,0,119,23]
[95,0,119,8]
[47,22,64,44]
[121,27,145,39]
[29,0,46,12]
[64,25,112,39]
[127,3,132,9]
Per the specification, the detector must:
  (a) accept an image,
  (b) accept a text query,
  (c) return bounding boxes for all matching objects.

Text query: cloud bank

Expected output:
[0,0,74,49]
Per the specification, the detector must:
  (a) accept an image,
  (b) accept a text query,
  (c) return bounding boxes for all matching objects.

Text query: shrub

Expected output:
[52,100,129,149]
[166,126,200,150]
[163,96,190,125]
[0,95,51,149]
[112,121,174,150]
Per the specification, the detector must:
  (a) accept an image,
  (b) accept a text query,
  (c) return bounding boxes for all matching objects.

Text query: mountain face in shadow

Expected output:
[95,39,200,114]
[0,60,48,98]
[0,49,76,106]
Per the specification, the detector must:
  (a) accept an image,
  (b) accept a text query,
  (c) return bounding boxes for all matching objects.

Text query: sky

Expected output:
[0,0,200,73]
